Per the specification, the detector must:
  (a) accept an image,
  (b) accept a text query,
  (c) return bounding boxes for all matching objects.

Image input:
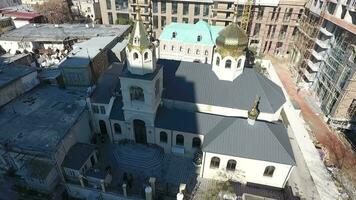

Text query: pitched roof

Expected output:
[62,143,96,170]
[159,59,285,113]
[159,20,224,45]
[155,107,295,165]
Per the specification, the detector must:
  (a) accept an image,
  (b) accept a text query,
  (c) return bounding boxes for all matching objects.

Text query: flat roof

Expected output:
[0,85,87,154]
[0,64,36,89]
[0,53,30,65]
[62,143,96,170]
[0,23,130,42]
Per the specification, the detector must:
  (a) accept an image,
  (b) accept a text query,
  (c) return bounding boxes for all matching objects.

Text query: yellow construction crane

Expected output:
[241,0,253,33]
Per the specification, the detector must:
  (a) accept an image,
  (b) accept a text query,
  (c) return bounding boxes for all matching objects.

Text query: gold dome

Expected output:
[215,15,248,58]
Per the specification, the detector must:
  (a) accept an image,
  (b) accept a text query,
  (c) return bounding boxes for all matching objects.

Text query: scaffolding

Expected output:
[241,0,253,32]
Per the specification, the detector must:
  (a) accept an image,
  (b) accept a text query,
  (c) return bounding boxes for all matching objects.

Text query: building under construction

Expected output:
[100,0,305,56]
[290,0,355,132]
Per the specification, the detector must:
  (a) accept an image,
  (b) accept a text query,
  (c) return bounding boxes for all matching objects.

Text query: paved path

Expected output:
[262,58,341,200]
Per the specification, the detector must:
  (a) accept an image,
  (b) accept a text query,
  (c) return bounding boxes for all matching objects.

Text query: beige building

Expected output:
[290,0,356,131]
[99,0,305,56]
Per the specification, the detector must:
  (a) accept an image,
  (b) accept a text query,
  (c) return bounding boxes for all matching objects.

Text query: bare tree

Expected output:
[34,0,72,24]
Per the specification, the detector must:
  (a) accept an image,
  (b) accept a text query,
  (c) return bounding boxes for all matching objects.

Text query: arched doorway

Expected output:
[99,120,107,135]
[133,119,147,144]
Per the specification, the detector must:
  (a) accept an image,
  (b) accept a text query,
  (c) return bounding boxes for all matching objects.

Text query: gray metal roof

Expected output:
[0,23,130,42]
[62,143,96,170]
[155,106,295,165]
[158,59,285,113]
[91,63,123,104]
[0,64,36,89]
[110,98,125,121]
[0,85,87,154]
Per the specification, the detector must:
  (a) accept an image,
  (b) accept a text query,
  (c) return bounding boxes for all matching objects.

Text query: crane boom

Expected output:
[241,0,253,32]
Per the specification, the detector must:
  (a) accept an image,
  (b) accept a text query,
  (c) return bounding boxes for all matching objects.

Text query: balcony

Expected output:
[311,50,326,61]
[315,38,331,49]
[320,27,333,37]
[303,68,316,81]
[211,6,236,12]
[306,59,320,72]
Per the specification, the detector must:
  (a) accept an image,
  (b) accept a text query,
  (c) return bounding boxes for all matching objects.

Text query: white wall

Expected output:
[200,152,293,188]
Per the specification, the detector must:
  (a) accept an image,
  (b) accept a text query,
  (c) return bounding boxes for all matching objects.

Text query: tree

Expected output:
[34,0,72,24]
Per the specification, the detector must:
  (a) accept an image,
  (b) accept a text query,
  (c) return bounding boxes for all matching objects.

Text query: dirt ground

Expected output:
[266,55,356,199]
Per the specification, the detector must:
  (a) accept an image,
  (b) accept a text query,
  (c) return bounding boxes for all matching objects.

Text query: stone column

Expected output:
[122,183,127,197]
[101,180,106,192]
[149,177,156,198]
[145,186,152,200]
[78,174,84,187]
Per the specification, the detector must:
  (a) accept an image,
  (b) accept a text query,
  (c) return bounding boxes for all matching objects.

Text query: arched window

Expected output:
[197,35,202,42]
[187,48,191,54]
[204,50,208,56]
[225,59,232,68]
[179,46,183,52]
[237,59,242,68]
[192,137,201,148]
[226,160,236,171]
[163,44,166,50]
[133,52,139,60]
[196,49,200,55]
[216,57,220,66]
[263,166,275,177]
[130,86,144,101]
[114,123,122,134]
[210,157,220,169]
[172,32,177,38]
[176,134,184,146]
[171,45,174,51]
[144,52,149,61]
[160,131,167,143]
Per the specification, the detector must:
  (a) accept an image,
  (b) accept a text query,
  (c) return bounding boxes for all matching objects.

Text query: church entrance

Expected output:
[134,119,147,144]
[99,120,107,135]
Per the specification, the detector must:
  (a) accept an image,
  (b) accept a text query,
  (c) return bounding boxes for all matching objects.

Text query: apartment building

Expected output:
[291,0,356,131]
[99,0,305,56]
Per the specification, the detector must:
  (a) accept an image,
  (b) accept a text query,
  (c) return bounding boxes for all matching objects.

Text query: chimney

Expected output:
[247,96,260,125]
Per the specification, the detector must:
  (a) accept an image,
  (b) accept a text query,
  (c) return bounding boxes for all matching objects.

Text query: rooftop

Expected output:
[159,59,286,113]
[24,159,54,180]
[90,63,123,104]
[155,106,295,165]
[159,20,224,45]
[62,143,96,170]
[2,10,41,20]
[0,64,36,89]
[0,23,130,42]
[0,85,87,154]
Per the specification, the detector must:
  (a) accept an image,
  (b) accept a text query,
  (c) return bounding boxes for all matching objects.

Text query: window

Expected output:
[187,48,191,54]
[197,35,202,42]
[203,4,209,16]
[161,16,166,27]
[196,49,200,55]
[172,17,177,22]
[226,160,236,171]
[194,18,199,23]
[153,1,158,13]
[106,0,112,9]
[144,52,149,60]
[183,17,189,23]
[192,137,201,148]
[176,134,184,146]
[130,86,144,101]
[210,157,220,169]
[194,3,200,16]
[225,60,232,68]
[161,2,166,14]
[237,59,242,68]
[183,2,189,15]
[153,16,158,29]
[100,106,106,114]
[172,2,178,14]
[216,57,220,66]
[91,105,99,113]
[160,131,167,143]
[163,44,166,50]
[263,166,275,177]
[179,46,183,52]
[133,52,139,60]
[108,12,113,24]
[171,45,174,51]
[114,123,121,134]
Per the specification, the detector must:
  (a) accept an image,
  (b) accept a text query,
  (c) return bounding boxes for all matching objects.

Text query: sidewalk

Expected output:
[262,59,341,200]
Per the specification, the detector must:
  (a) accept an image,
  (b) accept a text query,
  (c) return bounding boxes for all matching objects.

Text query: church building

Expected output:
[87,10,295,189]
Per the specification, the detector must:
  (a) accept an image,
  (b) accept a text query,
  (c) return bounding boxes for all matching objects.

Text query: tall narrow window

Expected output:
[204,50,208,56]
[226,160,236,171]
[237,59,242,68]
[114,123,121,134]
[263,166,275,177]
[192,137,201,148]
[176,134,184,146]
[144,52,149,61]
[225,60,232,68]
[187,48,191,54]
[210,157,220,169]
[160,131,167,143]
[196,49,200,55]
[133,52,139,60]
[130,86,144,101]
[216,57,220,66]
[172,32,177,38]
[197,35,202,42]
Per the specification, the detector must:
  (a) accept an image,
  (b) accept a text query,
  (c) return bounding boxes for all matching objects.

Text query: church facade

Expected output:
[87,11,295,189]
